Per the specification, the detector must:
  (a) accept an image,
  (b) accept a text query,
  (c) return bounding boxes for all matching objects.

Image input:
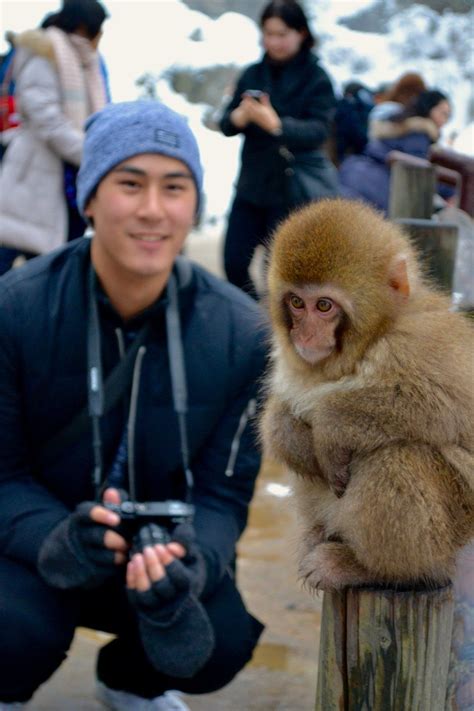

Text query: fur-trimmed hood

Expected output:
[370,116,439,142]
[7,29,56,75]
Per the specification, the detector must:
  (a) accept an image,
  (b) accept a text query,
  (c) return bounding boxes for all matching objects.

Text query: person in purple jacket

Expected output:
[339,89,451,214]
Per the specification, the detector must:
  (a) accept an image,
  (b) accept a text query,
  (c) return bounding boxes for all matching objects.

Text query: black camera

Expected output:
[105,499,195,554]
[244,89,265,101]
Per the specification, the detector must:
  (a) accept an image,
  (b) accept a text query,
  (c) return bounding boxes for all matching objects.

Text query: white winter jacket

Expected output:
[0,31,95,254]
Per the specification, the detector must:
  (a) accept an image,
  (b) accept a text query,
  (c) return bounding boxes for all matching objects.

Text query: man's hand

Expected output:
[126,536,215,678]
[91,487,129,564]
[126,541,186,595]
[37,487,129,590]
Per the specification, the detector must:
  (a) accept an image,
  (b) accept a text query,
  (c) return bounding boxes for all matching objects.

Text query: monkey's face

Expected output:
[266,199,419,373]
[284,285,344,365]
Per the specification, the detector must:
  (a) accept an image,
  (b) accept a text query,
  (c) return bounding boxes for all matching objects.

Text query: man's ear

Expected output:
[388,254,410,299]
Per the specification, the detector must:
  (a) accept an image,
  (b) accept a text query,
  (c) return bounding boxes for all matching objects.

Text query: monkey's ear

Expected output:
[388,255,410,299]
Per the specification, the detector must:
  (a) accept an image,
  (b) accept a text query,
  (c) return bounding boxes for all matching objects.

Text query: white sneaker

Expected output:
[96,680,190,710]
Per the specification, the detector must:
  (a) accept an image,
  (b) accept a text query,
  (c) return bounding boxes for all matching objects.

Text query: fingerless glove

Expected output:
[37,502,117,590]
[127,557,215,678]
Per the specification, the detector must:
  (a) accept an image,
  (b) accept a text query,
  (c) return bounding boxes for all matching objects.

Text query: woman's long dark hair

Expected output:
[41,0,108,40]
[260,0,316,51]
[395,89,449,122]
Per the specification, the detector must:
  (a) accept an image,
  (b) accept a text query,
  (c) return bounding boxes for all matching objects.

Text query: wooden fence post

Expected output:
[388,155,436,220]
[430,147,474,218]
[446,541,474,709]
[394,218,459,292]
[315,585,455,711]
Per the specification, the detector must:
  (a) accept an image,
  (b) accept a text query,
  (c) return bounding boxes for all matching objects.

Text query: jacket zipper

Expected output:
[225,398,257,477]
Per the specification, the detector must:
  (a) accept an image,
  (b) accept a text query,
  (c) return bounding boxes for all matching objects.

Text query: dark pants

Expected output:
[223,196,291,298]
[0,205,86,277]
[0,557,264,703]
[0,246,36,276]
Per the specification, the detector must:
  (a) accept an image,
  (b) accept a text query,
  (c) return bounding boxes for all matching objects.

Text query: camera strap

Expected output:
[86,264,194,502]
[40,320,150,465]
[166,272,194,500]
[40,260,194,503]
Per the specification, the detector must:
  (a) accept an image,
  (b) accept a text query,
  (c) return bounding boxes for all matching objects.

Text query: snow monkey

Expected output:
[260,198,474,591]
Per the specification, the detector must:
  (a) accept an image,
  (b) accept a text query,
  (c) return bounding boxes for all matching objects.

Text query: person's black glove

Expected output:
[127,538,215,678]
[37,502,119,590]
[169,522,208,598]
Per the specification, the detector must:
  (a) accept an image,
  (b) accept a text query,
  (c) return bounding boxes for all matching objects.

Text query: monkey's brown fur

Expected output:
[261,198,474,590]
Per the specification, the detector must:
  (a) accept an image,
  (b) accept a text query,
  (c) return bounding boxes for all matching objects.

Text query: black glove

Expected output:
[37,501,118,590]
[169,522,208,598]
[127,555,215,678]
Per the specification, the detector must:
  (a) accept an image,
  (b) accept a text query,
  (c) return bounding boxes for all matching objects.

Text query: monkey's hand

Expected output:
[309,415,354,496]
[317,445,353,498]
[260,397,323,480]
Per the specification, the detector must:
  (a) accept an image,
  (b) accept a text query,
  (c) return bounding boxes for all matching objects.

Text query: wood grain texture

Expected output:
[315,585,454,711]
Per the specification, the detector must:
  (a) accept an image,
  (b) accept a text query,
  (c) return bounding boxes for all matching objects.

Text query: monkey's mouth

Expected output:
[295,344,334,364]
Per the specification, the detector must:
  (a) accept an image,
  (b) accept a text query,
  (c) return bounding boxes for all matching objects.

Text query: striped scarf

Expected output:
[45,27,107,131]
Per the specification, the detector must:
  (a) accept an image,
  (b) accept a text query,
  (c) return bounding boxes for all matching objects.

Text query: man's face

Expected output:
[86,153,197,285]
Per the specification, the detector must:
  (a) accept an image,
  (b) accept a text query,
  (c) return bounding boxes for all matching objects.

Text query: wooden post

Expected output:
[430,147,474,218]
[394,218,459,292]
[315,585,455,711]
[446,541,474,709]
[388,153,436,220]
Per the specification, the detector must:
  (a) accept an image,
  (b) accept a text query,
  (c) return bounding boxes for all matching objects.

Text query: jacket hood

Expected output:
[371,116,439,142]
[8,29,55,75]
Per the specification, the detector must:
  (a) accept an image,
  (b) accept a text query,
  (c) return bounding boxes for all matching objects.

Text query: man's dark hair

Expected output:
[41,0,108,40]
[260,0,315,52]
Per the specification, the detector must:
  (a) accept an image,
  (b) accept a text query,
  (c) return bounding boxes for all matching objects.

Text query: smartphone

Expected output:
[244,89,265,101]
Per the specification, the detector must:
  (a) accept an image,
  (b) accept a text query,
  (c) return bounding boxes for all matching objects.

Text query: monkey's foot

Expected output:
[298,524,327,560]
[298,542,370,592]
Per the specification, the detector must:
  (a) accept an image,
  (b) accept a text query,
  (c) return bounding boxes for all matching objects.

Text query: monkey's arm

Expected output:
[310,381,462,486]
[260,396,324,481]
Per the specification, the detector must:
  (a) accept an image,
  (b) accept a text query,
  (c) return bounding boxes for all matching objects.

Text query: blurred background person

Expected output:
[219,0,337,298]
[0,0,109,276]
[339,89,451,214]
[368,71,426,128]
[331,80,374,165]
[0,33,20,162]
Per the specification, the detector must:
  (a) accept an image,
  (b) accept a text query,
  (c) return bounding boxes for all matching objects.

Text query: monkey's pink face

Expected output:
[284,286,344,365]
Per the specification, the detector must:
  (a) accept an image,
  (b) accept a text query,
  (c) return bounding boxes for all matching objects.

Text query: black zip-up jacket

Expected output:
[219,50,336,206]
[0,239,268,594]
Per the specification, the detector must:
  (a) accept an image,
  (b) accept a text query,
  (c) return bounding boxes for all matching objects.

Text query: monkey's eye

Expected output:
[289,294,304,309]
[316,298,332,313]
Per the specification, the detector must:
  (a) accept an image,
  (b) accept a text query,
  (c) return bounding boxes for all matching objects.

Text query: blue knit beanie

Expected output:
[76,100,203,217]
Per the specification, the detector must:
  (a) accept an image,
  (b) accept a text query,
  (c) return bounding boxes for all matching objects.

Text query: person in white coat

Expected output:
[0,0,108,271]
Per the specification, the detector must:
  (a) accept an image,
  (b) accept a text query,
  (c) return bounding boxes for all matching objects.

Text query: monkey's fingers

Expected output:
[329,470,350,498]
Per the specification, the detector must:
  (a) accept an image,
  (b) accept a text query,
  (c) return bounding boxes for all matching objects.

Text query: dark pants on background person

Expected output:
[0,204,86,276]
[0,557,264,703]
[223,196,291,298]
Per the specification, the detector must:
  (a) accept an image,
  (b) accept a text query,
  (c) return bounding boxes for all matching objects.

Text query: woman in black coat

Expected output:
[219,0,337,297]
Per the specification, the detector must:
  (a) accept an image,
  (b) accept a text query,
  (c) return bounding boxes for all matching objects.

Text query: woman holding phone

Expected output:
[219,0,337,297]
